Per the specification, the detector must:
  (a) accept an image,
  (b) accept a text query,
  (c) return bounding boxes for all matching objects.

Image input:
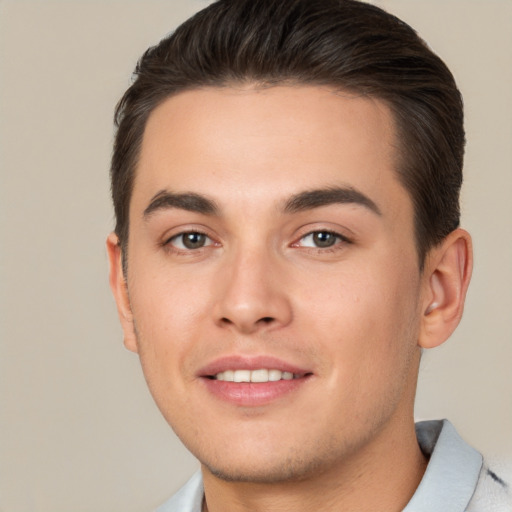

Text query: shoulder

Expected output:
[467,459,512,512]
[411,420,511,512]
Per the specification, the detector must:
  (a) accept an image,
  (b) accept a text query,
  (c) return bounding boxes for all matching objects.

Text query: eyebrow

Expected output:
[143,185,381,220]
[284,186,381,215]
[143,190,219,219]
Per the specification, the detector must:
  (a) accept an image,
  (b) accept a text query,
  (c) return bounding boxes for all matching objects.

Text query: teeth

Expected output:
[215,369,299,382]
[234,370,250,383]
[251,369,268,382]
[268,369,282,381]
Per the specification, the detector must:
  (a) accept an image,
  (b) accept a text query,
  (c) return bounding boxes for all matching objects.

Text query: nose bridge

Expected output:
[214,239,292,333]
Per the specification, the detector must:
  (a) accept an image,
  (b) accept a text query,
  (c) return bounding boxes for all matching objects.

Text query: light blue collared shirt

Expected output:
[403,420,482,511]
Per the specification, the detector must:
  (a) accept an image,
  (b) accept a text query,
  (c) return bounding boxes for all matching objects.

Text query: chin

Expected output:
[196,436,347,485]
[203,456,323,484]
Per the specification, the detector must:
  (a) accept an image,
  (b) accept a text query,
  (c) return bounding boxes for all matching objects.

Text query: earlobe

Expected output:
[106,233,139,353]
[418,228,473,349]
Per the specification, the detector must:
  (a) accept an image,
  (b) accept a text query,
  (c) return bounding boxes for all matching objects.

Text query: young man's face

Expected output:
[111,86,429,482]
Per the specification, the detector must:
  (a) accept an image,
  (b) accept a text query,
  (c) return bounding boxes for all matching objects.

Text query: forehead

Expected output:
[133,85,409,221]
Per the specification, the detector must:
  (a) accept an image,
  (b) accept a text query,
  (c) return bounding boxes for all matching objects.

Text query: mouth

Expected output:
[199,357,313,406]
[208,369,306,382]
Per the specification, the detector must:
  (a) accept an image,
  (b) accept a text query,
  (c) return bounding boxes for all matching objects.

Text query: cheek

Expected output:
[131,254,210,327]
[127,265,208,377]
[352,267,421,390]
[128,278,202,422]
[299,256,421,373]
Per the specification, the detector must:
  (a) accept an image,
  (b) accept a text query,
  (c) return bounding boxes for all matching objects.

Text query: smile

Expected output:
[213,369,299,382]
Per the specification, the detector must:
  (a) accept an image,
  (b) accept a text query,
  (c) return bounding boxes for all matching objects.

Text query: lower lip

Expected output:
[200,377,310,406]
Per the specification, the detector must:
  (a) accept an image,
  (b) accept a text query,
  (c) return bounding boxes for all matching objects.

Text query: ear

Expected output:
[418,228,473,349]
[106,233,138,353]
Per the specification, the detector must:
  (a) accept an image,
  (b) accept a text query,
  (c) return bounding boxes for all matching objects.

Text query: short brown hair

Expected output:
[111,0,464,269]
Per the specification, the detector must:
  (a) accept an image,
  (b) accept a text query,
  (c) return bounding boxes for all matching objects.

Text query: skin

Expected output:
[108,86,472,512]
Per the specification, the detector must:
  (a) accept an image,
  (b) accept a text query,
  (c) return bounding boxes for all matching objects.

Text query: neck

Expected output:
[201,416,427,512]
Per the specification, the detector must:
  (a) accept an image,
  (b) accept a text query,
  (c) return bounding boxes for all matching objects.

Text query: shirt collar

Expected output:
[403,419,483,512]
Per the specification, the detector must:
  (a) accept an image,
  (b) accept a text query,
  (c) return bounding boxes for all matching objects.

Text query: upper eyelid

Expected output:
[168,229,210,239]
[307,229,347,238]
[296,228,352,242]
[163,231,218,254]
[169,231,212,242]
[160,225,352,249]
[289,230,352,252]
[163,226,215,243]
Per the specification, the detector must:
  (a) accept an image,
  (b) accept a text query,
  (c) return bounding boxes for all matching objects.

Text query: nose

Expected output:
[213,246,293,334]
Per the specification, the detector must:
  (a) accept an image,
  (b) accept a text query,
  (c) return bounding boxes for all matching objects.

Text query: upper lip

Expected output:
[198,355,312,378]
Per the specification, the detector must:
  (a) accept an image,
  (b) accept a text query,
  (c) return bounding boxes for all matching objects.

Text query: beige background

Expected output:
[1,1,511,511]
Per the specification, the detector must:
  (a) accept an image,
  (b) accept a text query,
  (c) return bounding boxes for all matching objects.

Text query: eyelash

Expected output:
[163,229,351,255]
[293,230,351,252]
[164,230,216,253]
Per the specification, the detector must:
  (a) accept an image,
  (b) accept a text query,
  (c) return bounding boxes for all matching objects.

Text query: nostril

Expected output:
[217,314,279,332]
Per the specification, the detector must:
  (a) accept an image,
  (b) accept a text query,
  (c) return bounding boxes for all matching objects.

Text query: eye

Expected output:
[298,230,347,248]
[168,231,213,250]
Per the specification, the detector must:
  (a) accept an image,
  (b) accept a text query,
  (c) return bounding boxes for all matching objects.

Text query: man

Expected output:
[106,0,510,510]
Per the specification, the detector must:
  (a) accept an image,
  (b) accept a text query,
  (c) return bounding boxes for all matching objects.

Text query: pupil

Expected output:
[313,232,335,247]
[183,233,206,249]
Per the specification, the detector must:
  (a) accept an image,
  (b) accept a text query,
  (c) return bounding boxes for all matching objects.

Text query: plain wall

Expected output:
[1,1,510,511]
